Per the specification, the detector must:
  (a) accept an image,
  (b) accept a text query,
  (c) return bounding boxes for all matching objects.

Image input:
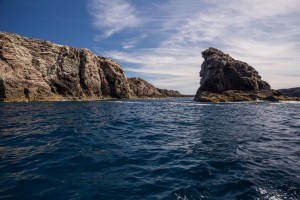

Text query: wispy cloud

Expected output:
[87,0,141,38]
[121,33,148,49]
[89,0,300,93]
[101,48,202,94]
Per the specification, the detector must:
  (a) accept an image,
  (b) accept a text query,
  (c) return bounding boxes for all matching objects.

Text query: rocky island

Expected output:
[278,87,300,98]
[194,48,300,102]
[0,32,182,102]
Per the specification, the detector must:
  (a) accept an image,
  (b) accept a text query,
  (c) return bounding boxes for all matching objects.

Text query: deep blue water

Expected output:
[0,97,299,200]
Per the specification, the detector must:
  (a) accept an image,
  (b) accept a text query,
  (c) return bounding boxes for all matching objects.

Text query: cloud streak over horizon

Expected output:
[88,0,141,39]
[88,0,300,94]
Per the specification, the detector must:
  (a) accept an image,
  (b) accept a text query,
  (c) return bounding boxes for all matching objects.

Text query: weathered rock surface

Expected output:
[278,87,300,98]
[0,32,181,102]
[157,88,182,97]
[128,77,182,98]
[194,48,300,102]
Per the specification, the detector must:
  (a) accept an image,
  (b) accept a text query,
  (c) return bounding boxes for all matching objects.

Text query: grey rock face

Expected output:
[0,32,131,101]
[0,32,181,101]
[194,48,299,102]
[199,48,270,92]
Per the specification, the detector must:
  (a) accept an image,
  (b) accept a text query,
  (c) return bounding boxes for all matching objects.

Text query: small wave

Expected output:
[280,101,300,104]
[256,187,296,200]
[105,100,149,105]
[169,102,213,106]
[107,101,124,103]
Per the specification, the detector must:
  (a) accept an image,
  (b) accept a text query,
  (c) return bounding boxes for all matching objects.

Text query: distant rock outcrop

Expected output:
[278,87,300,98]
[128,77,182,98]
[157,88,182,97]
[0,32,182,102]
[194,48,299,102]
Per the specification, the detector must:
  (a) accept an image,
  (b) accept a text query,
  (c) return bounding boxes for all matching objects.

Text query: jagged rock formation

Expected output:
[194,48,300,102]
[128,77,182,98]
[157,88,182,97]
[278,87,300,98]
[198,48,271,92]
[0,32,181,102]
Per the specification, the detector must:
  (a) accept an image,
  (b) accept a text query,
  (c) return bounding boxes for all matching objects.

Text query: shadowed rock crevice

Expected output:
[194,48,299,102]
[0,79,5,101]
[23,88,30,100]
[79,50,91,97]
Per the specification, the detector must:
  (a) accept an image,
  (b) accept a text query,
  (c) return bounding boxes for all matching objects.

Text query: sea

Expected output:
[0,97,299,200]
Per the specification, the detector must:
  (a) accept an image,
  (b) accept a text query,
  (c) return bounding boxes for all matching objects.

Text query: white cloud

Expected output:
[88,0,141,38]
[121,33,148,49]
[91,0,300,94]
[101,48,202,94]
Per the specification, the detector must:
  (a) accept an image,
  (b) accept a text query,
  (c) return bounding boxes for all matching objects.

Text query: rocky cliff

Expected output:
[0,32,181,102]
[194,48,299,102]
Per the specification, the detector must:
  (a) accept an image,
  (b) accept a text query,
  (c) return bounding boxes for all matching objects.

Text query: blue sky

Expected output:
[1,0,300,94]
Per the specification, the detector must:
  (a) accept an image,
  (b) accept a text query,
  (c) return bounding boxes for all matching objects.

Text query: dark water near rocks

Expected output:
[0,98,299,200]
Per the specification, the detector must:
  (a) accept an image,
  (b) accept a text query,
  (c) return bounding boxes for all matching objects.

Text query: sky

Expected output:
[1,0,300,94]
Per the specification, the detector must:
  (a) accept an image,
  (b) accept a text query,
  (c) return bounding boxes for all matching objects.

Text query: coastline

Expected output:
[0,95,192,103]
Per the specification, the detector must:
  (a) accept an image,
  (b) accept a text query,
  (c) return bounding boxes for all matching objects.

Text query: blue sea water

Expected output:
[0,97,299,200]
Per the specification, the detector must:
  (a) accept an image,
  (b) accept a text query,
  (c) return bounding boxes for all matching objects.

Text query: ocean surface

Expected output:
[0,97,299,200]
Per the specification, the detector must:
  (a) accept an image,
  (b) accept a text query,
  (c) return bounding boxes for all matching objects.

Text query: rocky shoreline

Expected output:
[0,32,182,102]
[195,90,299,102]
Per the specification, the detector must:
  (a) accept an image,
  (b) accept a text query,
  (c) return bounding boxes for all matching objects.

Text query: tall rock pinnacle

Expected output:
[194,48,298,102]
